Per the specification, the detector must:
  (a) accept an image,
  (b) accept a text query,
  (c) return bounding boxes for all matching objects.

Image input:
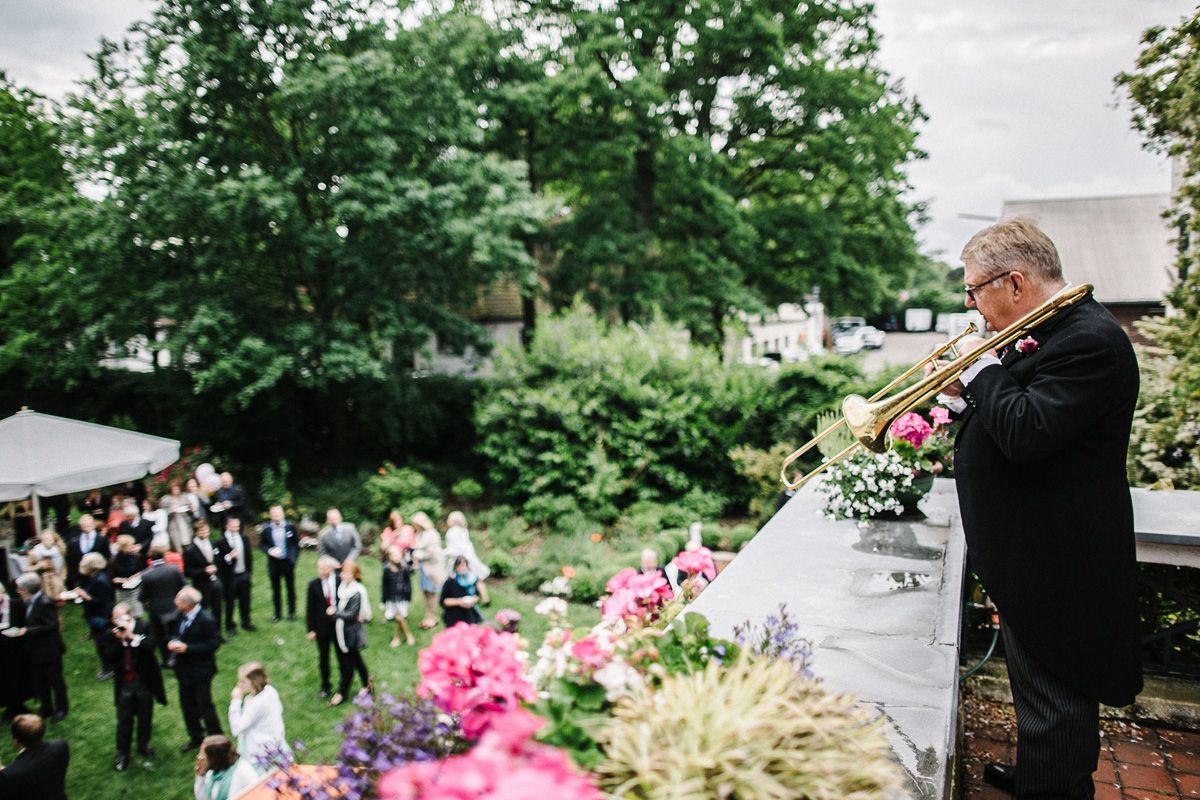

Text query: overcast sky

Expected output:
[1,0,1194,263]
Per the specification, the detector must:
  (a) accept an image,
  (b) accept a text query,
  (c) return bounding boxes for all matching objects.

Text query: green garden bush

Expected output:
[450,477,485,501]
[364,464,441,518]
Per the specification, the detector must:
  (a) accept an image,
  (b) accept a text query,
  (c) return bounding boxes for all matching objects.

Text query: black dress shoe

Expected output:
[114,754,129,772]
[49,710,67,724]
[226,626,238,636]
[288,613,297,621]
[242,623,258,632]
[138,746,156,759]
[178,739,203,754]
[983,762,1017,794]
[319,689,330,699]
[272,616,281,623]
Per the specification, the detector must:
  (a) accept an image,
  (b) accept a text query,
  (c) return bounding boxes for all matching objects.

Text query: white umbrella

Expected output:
[0,409,180,530]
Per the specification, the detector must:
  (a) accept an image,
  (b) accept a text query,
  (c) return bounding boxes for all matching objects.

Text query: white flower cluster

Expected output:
[538,575,572,596]
[535,597,569,618]
[817,450,915,522]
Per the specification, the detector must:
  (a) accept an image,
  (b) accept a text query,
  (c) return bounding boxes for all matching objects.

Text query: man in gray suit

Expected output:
[317,508,361,565]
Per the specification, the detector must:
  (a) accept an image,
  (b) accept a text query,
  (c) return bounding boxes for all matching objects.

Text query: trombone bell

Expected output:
[842,394,888,453]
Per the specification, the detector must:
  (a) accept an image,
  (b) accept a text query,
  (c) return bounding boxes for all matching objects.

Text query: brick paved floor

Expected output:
[961,693,1200,799]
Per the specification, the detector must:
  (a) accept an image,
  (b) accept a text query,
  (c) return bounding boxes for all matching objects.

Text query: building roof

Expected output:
[1001,193,1176,305]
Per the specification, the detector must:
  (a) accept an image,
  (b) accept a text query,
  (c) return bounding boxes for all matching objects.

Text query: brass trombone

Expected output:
[778,283,1092,490]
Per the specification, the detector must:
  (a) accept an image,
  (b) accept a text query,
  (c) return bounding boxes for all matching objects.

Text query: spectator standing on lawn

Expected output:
[381,546,415,647]
[260,504,300,622]
[109,534,144,618]
[101,603,166,772]
[66,513,111,589]
[318,508,362,565]
[379,511,414,559]
[0,714,69,800]
[210,472,250,532]
[27,529,66,601]
[161,482,196,553]
[329,560,369,707]
[410,512,445,630]
[440,555,487,628]
[77,552,116,680]
[215,517,255,635]
[13,573,68,723]
[443,511,490,582]
[169,587,224,752]
[305,556,341,700]
[227,662,287,767]
[184,522,224,627]
[139,546,187,668]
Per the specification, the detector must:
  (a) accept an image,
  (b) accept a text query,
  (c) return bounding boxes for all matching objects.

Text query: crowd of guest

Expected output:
[1,478,498,798]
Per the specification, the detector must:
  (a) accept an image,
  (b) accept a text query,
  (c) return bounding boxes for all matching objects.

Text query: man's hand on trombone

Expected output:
[923,337,995,399]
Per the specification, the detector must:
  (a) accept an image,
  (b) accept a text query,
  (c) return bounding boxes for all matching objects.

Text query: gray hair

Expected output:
[175,586,203,607]
[318,555,341,570]
[961,215,1063,285]
[113,602,132,617]
[15,573,41,594]
[79,552,107,577]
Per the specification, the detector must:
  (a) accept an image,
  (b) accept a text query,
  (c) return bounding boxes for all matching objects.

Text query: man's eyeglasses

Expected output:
[964,271,1012,302]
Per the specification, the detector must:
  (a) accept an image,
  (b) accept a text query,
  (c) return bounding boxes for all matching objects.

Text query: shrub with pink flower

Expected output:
[570,634,614,673]
[672,547,717,581]
[929,406,952,426]
[600,568,673,624]
[417,625,537,739]
[889,411,932,448]
[378,709,602,800]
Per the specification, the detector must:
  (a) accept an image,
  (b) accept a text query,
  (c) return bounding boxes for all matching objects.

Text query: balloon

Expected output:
[202,474,222,494]
[195,463,216,479]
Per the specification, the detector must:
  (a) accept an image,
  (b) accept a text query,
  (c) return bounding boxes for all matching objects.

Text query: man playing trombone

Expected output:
[935,217,1141,799]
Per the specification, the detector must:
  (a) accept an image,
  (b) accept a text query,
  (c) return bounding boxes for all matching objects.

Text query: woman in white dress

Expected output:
[409,512,445,630]
[227,662,287,768]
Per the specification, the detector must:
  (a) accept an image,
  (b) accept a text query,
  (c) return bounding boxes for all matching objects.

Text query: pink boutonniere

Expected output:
[1015,336,1039,355]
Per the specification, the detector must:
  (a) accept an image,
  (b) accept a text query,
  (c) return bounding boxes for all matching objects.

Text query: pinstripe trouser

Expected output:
[1002,620,1099,799]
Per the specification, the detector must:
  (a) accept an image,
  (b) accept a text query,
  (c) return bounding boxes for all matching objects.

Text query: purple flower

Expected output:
[1015,336,1039,355]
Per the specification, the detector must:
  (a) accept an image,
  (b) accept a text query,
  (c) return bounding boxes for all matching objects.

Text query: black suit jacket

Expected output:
[119,519,156,549]
[214,533,254,582]
[0,739,69,800]
[305,575,340,637]
[955,294,1142,706]
[260,521,301,564]
[183,541,221,588]
[22,592,64,663]
[100,619,168,705]
[137,562,186,621]
[172,608,221,682]
[66,531,112,588]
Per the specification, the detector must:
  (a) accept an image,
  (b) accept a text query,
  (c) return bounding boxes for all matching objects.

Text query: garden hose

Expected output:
[960,602,1000,680]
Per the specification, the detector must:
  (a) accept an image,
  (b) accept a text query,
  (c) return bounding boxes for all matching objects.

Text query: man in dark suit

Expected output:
[13,573,68,723]
[0,714,69,800]
[118,499,156,552]
[0,587,29,720]
[100,603,167,771]
[65,513,111,589]
[214,517,255,634]
[166,587,222,752]
[305,556,341,699]
[260,503,300,621]
[210,472,250,531]
[940,217,1142,799]
[137,547,186,667]
[183,521,223,626]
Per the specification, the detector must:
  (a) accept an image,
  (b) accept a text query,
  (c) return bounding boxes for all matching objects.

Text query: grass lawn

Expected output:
[3,550,600,800]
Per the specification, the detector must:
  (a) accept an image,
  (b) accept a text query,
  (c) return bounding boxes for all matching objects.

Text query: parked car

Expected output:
[859,326,886,349]
[832,316,866,337]
[833,328,867,355]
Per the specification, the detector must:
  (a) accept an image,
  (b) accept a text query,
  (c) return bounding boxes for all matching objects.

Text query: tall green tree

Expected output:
[1117,9,1200,487]
[0,0,544,458]
[482,0,924,344]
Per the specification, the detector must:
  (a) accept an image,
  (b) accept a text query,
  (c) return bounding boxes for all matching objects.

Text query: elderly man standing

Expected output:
[101,603,166,771]
[305,556,341,699]
[167,587,223,753]
[215,517,256,635]
[13,573,68,724]
[937,217,1142,799]
[138,546,186,668]
[318,508,361,565]
[66,513,111,589]
[260,504,300,622]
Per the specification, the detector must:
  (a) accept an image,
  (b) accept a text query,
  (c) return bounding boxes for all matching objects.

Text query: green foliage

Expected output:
[364,464,440,519]
[730,442,797,523]
[450,478,484,501]
[486,549,515,579]
[597,655,903,799]
[1118,10,1200,488]
[292,470,376,525]
[478,307,767,515]
[259,458,294,510]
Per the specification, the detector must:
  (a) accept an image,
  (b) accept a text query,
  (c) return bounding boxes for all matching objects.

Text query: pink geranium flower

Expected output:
[417,625,536,739]
[929,406,952,426]
[571,635,613,673]
[889,411,932,449]
[600,569,672,623]
[378,710,603,800]
[672,547,717,581]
